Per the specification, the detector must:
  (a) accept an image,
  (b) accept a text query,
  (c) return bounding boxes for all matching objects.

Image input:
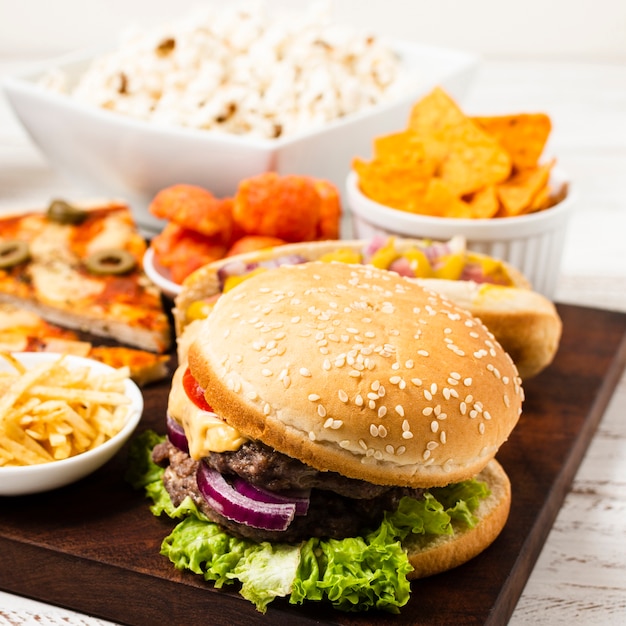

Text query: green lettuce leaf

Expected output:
[127,430,490,613]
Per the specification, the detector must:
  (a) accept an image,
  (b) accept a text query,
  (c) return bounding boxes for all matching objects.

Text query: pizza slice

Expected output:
[0,199,171,353]
[0,303,170,386]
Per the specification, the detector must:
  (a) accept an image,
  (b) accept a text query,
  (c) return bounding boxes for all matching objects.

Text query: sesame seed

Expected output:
[261,368,272,377]
[402,431,414,440]
[324,417,334,429]
[402,419,411,431]
[282,376,291,389]
[338,389,349,403]
[385,445,395,455]
[463,378,473,386]
[355,394,364,407]
[431,421,439,433]
[378,406,387,418]
[396,446,406,455]
[317,405,327,417]
[423,449,431,460]
[424,390,433,401]
[411,378,423,387]
[299,367,311,377]
[418,349,429,357]
[395,405,405,417]
[423,407,434,416]
[349,370,361,378]
[247,390,258,400]
[440,431,447,444]
[479,423,486,435]
[390,375,401,385]
[259,356,270,364]
[309,431,316,441]
[263,403,271,415]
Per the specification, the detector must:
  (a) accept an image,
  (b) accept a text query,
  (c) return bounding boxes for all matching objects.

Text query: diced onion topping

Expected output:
[196,461,299,531]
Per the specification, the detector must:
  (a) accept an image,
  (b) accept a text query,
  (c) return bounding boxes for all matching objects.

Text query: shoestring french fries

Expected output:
[0,352,131,466]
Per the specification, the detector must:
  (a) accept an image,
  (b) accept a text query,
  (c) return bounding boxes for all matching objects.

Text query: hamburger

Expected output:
[135,261,523,613]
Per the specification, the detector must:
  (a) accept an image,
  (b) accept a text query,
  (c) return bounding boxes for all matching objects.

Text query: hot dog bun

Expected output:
[173,238,561,379]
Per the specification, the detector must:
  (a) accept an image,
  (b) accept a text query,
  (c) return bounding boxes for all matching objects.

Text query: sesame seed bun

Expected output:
[188,262,523,488]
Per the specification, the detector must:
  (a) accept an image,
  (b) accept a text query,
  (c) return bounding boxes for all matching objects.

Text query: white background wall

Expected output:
[1,0,626,62]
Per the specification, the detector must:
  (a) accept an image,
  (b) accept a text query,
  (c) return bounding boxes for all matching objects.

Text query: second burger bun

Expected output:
[188,262,524,488]
[407,458,511,578]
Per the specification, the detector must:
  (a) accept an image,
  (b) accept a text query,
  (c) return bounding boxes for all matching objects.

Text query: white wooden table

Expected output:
[1,57,625,625]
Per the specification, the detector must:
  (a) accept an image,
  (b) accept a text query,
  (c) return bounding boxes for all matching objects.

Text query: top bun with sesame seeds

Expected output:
[187,261,524,488]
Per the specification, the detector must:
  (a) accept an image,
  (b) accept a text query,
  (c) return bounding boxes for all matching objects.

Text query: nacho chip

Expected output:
[472,113,552,170]
[407,86,469,136]
[353,157,430,211]
[415,179,472,218]
[467,185,500,219]
[496,160,554,216]
[408,88,512,195]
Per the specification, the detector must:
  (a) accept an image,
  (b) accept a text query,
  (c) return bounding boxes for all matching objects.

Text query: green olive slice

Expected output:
[0,240,30,269]
[47,199,88,225]
[85,248,137,275]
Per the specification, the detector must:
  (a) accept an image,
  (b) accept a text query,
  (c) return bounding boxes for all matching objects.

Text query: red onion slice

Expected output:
[233,478,310,516]
[196,462,296,531]
[166,413,189,453]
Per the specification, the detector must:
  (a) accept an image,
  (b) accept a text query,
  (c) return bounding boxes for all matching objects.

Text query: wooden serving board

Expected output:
[1,303,625,626]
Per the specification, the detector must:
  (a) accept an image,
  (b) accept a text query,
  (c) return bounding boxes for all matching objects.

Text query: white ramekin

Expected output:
[346,168,575,298]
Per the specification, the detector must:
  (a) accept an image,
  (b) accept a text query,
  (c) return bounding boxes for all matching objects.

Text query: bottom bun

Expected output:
[406,459,511,579]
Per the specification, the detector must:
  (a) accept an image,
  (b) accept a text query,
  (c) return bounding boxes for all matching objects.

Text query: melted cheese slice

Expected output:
[168,365,247,458]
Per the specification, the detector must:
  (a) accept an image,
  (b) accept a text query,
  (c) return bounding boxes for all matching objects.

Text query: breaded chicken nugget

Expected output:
[149,184,234,241]
[233,173,321,242]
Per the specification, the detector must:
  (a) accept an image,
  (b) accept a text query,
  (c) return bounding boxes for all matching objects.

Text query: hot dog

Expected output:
[173,236,562,379]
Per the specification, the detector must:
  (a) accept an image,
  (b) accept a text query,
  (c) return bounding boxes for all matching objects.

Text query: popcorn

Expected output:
[41,1,411,139]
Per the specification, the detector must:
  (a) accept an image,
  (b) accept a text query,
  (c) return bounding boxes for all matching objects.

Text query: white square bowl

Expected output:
[2,42,478,233]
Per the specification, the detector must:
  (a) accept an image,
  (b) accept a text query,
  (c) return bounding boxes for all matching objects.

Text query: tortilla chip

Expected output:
[407,86,469,135]
[353,158,429,210]
[473,113,552,170]
[408,88,511,195]
[496,160,554,216]
[413,179,472,218]
[467,185,500,219]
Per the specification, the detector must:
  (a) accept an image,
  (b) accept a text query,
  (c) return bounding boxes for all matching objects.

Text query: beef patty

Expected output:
[153,439,424,542]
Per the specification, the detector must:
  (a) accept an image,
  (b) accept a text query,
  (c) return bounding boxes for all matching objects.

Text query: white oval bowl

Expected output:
[346,168,575,298]
[0,352,143,496]
[142,246,181,300]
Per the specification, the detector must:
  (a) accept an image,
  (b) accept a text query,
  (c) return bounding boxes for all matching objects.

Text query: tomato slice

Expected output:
[182,367,213,412]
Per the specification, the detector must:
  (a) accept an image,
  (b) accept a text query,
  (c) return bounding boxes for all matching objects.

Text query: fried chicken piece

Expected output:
[149,184,234,241]
[226,235,287,257]
[151,222,227,284]
[313,178,342,240]
[233,173,321,242]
